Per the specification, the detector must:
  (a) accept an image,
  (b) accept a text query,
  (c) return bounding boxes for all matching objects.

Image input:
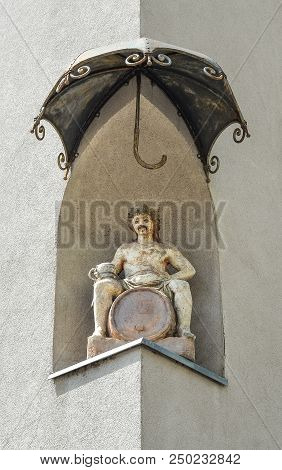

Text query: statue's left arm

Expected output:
[166,246,196,281]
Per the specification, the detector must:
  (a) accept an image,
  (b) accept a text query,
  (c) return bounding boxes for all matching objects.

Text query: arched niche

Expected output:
[53,77,225,375]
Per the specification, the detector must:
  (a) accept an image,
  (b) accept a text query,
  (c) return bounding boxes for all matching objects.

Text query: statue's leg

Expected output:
[92,279,123,337]
[168,280,194,338]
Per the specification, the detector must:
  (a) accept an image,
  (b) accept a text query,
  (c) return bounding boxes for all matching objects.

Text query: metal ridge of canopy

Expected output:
[72,37,223,69]
[31,37,250,182]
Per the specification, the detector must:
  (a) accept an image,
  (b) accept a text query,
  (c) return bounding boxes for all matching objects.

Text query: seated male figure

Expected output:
[92,205,196,338]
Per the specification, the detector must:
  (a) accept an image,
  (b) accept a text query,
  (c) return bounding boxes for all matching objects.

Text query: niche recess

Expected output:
[53,78,225,374]
[31,38,249,375]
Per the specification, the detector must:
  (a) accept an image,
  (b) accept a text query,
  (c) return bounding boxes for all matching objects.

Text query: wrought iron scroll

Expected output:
[58,153,70,180]
[58,152,78,180]
[203,66,224,80]
[31,111,75,180]
[133,73,167,170]
[203,119,250,183]
[233,120,250,143]
[56,64,91,93]
[30,107,45,140]
[126,52,171,67]
[204,155,220,183]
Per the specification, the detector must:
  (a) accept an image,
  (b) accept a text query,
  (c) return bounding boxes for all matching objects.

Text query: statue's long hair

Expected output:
[128,204,160,242]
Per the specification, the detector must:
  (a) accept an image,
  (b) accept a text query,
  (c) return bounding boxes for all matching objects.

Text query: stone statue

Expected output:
[89,205,196,345]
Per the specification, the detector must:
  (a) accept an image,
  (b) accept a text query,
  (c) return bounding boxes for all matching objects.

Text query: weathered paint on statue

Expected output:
[89,205,196,340]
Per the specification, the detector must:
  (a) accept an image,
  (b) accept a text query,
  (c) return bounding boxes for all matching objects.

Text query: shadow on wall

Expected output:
[53,77,225,376]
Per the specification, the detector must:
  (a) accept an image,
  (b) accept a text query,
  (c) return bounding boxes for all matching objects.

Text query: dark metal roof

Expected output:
[31,38,250,181]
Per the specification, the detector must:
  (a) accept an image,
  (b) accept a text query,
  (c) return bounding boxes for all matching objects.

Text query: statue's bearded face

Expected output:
[132,213,154,238]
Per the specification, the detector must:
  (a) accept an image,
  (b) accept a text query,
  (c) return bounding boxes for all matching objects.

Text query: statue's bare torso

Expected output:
[113,241,195,284]
[113,242,170,283]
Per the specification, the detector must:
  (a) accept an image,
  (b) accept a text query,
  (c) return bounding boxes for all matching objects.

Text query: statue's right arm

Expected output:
[111,245,126,275]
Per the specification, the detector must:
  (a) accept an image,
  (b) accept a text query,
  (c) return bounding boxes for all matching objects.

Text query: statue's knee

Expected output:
[169,279,190,293]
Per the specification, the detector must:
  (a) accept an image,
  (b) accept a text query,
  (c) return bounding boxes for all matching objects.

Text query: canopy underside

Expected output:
[31,38,250,181]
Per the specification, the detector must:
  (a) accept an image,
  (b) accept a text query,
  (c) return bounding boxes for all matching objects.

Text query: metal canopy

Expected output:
[31,38,250,181]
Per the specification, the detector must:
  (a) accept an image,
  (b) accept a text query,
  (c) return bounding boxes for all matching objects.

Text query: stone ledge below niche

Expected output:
[49,338,228,386]
[87,335,195,362]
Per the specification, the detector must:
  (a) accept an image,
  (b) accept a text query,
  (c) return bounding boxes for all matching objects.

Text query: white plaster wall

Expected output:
[4,350,142,450]
[141,0,282,449]
[0,0,140,449]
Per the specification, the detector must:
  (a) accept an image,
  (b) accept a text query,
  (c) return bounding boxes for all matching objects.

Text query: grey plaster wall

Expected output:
[141,348,279,449]
[141,0,282,450]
